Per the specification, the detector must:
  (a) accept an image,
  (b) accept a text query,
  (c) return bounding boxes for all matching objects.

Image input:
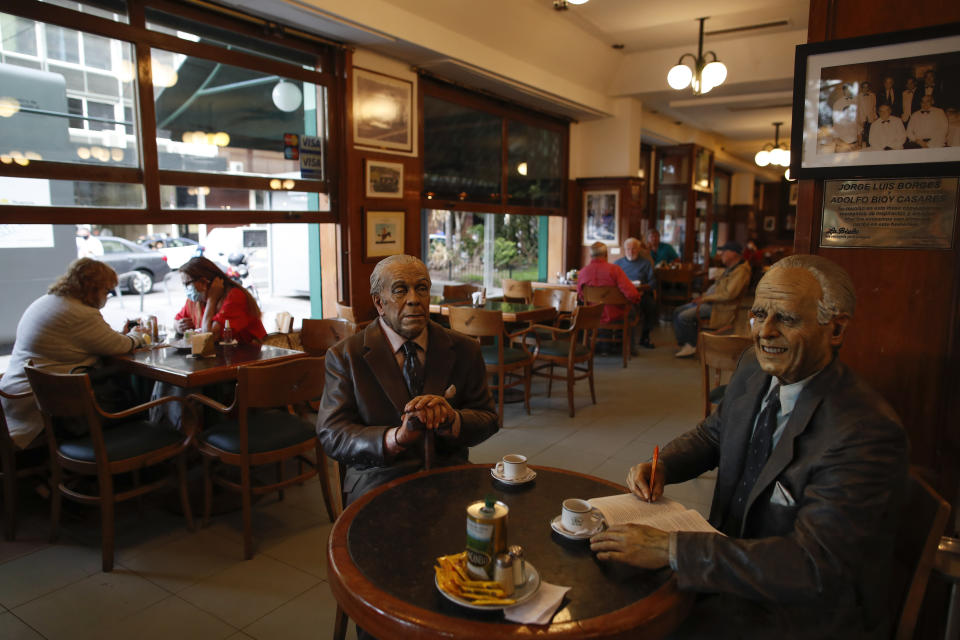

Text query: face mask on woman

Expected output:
[185,283,202,302]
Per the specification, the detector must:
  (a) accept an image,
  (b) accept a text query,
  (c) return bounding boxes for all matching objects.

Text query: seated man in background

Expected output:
[647,228,679,266]
[317,255,498,506]
[577,242,641,353]
[614,237,658,351]
[672,241,750,358]
[591,255,908,639]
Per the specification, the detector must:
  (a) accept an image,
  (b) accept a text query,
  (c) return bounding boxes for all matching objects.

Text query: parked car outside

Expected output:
[138,235,203,269]
[95,237,171,293]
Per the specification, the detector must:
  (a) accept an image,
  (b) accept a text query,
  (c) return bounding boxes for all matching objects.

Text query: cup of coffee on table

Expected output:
[561,498,594,533]
[496,454,528,480]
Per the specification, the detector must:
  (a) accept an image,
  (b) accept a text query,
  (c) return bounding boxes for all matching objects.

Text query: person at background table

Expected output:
[173,257,265,344]
[590,255,908,639]
[673,242,750,358]
[317,255,498,507]
[1,258,145,450]
[614,237,657,351]
[868,103,906,150]
[577,242,642,345]
[647,229,679,267]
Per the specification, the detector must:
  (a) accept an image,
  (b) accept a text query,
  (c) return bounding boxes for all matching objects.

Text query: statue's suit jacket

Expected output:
[663,349,908,638]
[317,319,498,505]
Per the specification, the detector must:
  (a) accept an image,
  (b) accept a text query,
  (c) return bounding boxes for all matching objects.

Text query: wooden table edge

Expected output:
[327,464,693,639]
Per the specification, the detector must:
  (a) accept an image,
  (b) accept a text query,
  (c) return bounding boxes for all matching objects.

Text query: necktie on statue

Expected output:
[401,341,424,397]
[723,384,781,535]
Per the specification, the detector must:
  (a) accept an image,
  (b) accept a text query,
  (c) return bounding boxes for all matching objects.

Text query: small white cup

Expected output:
[561,498,594,533]
[496,454,528,480]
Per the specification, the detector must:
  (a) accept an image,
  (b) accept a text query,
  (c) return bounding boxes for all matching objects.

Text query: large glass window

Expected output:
[423,97,501,203]
[507,120,563,209]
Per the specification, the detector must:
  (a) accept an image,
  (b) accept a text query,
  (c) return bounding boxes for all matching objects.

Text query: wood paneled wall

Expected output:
[799,2,960,500]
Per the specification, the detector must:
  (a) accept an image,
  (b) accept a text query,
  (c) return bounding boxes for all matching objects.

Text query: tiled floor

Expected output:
[0,325,715,640]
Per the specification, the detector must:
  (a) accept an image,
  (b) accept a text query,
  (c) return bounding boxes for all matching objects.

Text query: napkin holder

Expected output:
[190,332,215,356]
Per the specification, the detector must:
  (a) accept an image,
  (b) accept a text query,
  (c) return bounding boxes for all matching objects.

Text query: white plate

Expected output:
[490,467,537,485]
[435,561,541,611]
[169,339,192,352]
[550,514,605,540]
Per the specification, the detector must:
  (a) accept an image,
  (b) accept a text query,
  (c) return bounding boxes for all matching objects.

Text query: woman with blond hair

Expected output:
[173,257,265,343]
[0,258,145,449]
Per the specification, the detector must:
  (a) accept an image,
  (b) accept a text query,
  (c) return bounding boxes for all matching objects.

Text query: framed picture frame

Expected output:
[763,216,777,232]
[353,68,413,152]
[364,209,405,261]
[365,159,404,198]
[791,23,960,179]
[582,190,619,246]
[789,182,799,206]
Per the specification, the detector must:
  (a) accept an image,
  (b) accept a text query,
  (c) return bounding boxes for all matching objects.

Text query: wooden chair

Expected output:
[261,332,291,349]
[441,284,480,301]
[0,379,48,540]
[190,356,335,559]
[501,278,533,303]
[582,285,638,368]
[656,265,696,318]
[890,469,950,640]
[448,306,532,424]
[336,302,373,330]
[23,366,194,572]
[698,332,753,418]
[529,303,603,418]
[299,318,356,356]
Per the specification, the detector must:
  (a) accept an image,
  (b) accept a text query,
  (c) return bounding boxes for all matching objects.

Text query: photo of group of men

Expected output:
[818,52,960,154]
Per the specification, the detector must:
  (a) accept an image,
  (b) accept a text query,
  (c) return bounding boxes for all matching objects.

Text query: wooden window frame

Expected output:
[1,0,345,224]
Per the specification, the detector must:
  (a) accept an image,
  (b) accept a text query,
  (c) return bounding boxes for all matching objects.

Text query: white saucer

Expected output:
[550,513,605,540]
[436,561,541,611]
[490,467,537,485]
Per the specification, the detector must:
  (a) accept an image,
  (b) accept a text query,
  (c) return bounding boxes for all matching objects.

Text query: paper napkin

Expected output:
[503,581,570,625]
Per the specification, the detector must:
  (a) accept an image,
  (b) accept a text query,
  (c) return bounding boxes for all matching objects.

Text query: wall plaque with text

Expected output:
[820,177,957,249]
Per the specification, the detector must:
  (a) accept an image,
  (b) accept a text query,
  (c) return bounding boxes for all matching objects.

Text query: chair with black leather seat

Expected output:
[890,469,950,640]
[529,303,603,418]
[448,306,532,424]
[190,356,335,559]
[299,318,356,356]
[23,366,193,572]
[0,379,48,541]
[581,285,638,368]
[699,332,753,418]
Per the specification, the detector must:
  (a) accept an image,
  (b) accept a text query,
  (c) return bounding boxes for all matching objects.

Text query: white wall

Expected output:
[570,97,644,178]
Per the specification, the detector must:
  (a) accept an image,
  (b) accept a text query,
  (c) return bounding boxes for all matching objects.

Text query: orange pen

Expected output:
[649,446,660,502]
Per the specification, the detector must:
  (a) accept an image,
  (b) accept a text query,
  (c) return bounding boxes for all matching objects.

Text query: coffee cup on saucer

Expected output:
[561,498,594,534]
[495,454,528,481]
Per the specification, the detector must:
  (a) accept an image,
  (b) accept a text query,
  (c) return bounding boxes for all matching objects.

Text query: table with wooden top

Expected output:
[328,464,692,639]
[109,342,305,388]
[435,300,557,324]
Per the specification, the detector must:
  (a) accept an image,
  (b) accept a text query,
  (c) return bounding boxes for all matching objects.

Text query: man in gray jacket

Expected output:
[591,255,908,638]
[317,255,498,506]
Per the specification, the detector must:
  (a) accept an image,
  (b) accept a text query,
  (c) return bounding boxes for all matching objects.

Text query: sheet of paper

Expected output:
[588,493,721,534]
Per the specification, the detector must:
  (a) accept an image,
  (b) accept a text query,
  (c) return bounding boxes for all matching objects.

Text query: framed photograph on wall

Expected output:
[763,216,777,232]
[791,23,960,179]
[582,190,619,246]
[365,159,404,198]
[364,209,405,261]
[789,182,799,205]
[353,68,413,152]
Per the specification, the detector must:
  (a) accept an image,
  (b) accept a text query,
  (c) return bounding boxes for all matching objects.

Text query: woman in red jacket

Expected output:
[174,257,266,343]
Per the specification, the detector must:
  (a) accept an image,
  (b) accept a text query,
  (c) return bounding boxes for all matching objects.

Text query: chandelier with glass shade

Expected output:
[667,17,727,96]
[755,122,791,168]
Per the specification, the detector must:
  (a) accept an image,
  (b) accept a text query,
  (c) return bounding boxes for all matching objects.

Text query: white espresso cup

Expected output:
[561,498,594,533]
[496,454,528,480]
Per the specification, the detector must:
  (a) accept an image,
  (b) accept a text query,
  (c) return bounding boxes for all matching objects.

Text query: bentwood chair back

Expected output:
[698,332,753,418]
[501,279,534,304]
[582,285,638,368]
[448,306,532,425]
[299,318,356,356]
[891,469,950,640]
[0,378,47,540]
[656,265,696,316]
[530,303,603,417]
[442,284,480,302]
[190,356,335,559]
[336,302,373,330]
[23,366,193,572]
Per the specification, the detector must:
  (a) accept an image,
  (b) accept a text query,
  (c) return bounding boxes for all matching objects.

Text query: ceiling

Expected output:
[223,0,809,171]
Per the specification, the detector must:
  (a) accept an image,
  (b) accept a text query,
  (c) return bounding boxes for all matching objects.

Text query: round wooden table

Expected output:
[328,464,692,639]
